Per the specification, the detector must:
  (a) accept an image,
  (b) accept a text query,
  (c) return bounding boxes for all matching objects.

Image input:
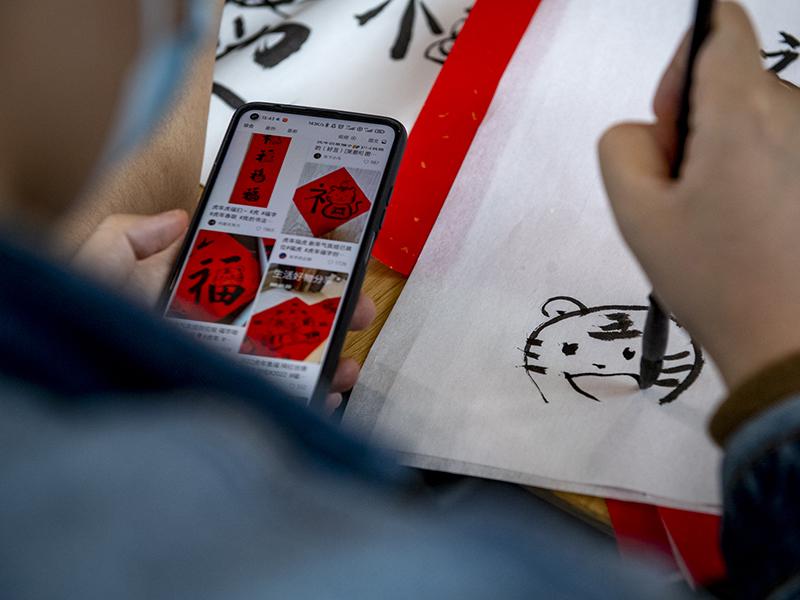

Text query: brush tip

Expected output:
[639,359,662,390]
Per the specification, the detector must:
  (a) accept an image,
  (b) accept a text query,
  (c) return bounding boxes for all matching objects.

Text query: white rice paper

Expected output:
[345,0,800,512]
[203,0,472,182]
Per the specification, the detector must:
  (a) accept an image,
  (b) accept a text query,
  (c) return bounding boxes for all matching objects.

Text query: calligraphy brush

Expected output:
[640,0,715,389]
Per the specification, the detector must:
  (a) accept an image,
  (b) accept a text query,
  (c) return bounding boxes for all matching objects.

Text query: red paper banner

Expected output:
[608,499,726,588]
[372,0,543,275]
[292,168,372,237]
[658,507,726,587]
[607,499,677,567]
[230,134,291,208]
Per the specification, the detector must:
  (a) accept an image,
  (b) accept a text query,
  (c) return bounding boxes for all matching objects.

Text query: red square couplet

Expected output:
[241,296,340,361]
[292,168,372,237]
[169,230,262,323]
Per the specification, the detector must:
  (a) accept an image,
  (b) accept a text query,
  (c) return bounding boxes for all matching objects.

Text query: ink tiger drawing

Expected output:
[521,296,703,405]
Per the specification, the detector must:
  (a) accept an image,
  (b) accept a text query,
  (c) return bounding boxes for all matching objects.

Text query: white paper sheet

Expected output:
[345,0,800,513]
[203,0,472,182]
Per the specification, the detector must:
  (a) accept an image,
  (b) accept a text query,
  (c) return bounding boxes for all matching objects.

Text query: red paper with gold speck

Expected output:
[292,168,372,237]
[241,296,341,361]
[169,230,261,323]
[230,134,291,208]
[372,0,543,275]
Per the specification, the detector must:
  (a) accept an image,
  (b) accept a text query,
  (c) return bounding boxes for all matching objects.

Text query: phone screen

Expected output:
[162,106,401,402]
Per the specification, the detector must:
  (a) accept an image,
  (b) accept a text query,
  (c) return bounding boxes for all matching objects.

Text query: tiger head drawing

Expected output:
[521,296,703,405]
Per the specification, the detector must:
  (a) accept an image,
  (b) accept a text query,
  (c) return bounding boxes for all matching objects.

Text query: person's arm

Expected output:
[599,2,800,595]
[717,374,800,597]
[55,0,225,253]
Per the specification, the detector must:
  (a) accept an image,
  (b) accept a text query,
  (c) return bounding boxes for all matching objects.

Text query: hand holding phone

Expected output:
[161,103,406,406]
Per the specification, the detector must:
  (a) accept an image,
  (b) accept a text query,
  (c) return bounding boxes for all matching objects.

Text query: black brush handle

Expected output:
[640,0,714,389]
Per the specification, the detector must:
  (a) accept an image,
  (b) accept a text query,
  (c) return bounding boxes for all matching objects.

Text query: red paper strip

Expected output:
[292,167,372,237]
[230,134,291,208]
[658,507,726,587]
[608,499,727,588]
[372,0,543,275]
[607,499,677,568]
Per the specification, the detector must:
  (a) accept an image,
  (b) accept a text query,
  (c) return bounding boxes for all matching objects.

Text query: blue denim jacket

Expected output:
[0,235,794,598]
[0,237,681,598]
[721,395,800,598]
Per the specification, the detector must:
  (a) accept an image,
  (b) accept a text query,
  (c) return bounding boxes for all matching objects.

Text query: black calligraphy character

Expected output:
[250,168,266,183]
[308,183,363,220]
[255,147,276,162]
[320,184,361,220]
[212,82,247,110]
[355,0,444,60]
[761,32,799,74]
[208,255,245,306]
[187,258,213,304]
[308,185,329,214]
[425,8,469,65]
[217,3,310,67]
[586,313,642,341]
[208,284,245,306]
[234,15,245,38]
[212,1,311,109]
[243,187,261,203]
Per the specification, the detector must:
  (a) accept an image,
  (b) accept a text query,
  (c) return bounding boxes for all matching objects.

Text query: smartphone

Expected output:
[161,102,406,406]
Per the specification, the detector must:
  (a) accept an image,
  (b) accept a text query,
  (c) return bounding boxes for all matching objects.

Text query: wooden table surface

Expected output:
[342,258,611,529]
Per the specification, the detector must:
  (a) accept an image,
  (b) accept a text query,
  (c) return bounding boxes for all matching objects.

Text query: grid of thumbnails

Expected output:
[165,123,388,398]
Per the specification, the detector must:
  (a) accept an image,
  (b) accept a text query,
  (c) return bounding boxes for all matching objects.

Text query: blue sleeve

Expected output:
[722,394,800,599]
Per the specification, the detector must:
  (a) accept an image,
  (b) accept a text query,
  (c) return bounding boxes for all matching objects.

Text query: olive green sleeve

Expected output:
[710,350,800,446]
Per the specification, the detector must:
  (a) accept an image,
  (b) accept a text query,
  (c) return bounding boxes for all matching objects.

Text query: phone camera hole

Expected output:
[313,153,322,159]
[208,219,216,226]
[249,113,259,121]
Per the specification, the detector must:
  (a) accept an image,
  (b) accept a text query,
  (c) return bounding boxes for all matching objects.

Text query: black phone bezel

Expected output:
[159,102,407,407]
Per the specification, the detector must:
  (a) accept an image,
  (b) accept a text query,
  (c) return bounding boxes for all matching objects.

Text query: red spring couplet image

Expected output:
[229,134,292,208]
[167,230,264,324]
[292,167,372,237]
[242,296,341,362]
[240,265,348,362]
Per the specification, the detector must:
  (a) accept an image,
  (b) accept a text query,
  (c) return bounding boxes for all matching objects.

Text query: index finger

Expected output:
[692,2,764,113]
[348,293,377,331]
[652,30,691,160]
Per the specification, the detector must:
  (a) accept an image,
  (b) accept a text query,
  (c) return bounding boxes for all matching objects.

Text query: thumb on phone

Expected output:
[73,210,189,292]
